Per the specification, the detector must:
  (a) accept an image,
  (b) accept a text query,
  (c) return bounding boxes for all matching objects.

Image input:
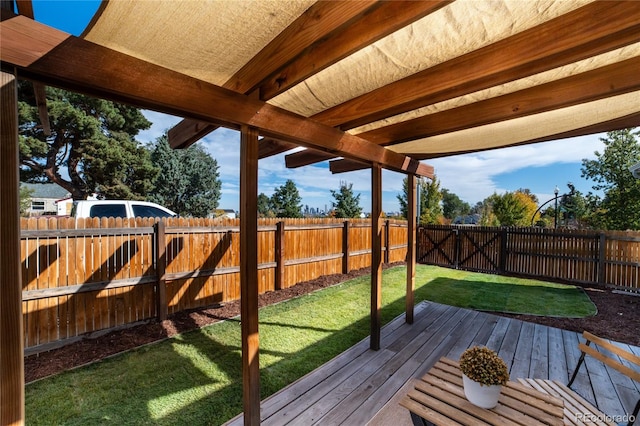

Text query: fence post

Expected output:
[275,221,284,290]
[499,228,508,273]
[342,220,350,274]
[598,232,606,286]
[384,219,390,264]
[454,227,460,269]
[155,220,167,321]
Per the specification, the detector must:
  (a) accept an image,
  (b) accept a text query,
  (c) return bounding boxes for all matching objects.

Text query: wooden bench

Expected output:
[519,331,640,426]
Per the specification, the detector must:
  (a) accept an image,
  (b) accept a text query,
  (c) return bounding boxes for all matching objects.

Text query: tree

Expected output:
[18,83,156,200]
[581,129,640,230]
[19,184,33,216]
[488,192,523,226]
[513,190,540,226]
[257,193,274,218]
[397,176,443,225]
[331,182,362,218]
[441,188,471,221]
[271,180,302,218]
[148,135,221,217]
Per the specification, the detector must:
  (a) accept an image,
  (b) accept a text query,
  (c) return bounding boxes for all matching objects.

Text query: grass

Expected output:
[26,265,595,425]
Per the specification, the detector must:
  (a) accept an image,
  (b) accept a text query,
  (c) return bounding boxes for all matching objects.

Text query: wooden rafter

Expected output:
[169,1,379,149]
[168,0,450,150]
[0,14,433,177]
[329,158,370,174]
[410,112,640,160]
[297,55,640,170]
[359,57,640,146]
[284,1,640,168]
[258,138,299,159]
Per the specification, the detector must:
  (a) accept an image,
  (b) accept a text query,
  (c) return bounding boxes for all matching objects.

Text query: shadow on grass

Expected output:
[26,304,375,425]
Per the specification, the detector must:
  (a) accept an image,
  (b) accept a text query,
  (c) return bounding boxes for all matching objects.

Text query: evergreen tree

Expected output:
[148,135,221,217]
[271,180,302,218]
[257,193,274,218]
[581,129,640,230]
[331,182,362,218]
[397,176,443,225]
[18,82,156,200]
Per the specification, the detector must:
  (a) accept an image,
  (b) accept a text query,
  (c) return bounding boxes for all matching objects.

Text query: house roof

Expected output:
[21,182,70,199]
[2,0,638,176]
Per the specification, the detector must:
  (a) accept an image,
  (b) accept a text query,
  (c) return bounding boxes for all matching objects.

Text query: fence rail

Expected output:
[418,225,640,293]
[20,217,408,353]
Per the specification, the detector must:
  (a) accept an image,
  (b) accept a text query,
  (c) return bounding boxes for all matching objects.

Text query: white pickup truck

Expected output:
[71,200,177,219]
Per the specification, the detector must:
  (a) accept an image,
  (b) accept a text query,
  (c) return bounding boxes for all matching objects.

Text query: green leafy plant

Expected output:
[459,346,509,386]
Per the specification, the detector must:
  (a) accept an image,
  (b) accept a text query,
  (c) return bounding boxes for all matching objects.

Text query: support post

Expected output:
[1,70,25,425]
[275,221,284,291]
[240,125,260,425]
[406,174,416,324]
[384,219,390,264]
[370,164,383,350]
[155,220,167,321]
[342,220,350,274]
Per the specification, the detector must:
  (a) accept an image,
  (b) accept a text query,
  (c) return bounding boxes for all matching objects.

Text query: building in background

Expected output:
[21,183,70,216]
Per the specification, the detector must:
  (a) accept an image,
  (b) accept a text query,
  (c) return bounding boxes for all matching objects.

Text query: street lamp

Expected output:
[554,186,559,229]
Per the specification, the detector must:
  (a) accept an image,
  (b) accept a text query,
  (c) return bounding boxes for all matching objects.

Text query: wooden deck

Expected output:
[226,302,640,425]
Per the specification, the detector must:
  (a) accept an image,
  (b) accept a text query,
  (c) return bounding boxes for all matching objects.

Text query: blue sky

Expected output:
[29,1,607,213]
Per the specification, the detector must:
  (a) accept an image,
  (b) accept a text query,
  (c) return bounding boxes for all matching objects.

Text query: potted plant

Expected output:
[459,346,510,408]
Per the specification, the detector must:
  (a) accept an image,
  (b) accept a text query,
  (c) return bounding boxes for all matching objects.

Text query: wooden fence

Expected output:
[20,217,408,353]
[418,225,640,293]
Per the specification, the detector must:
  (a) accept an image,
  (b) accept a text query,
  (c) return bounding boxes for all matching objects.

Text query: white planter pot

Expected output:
[462,373,502,409]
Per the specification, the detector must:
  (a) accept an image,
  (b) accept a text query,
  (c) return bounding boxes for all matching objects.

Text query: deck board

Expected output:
[225,302,639,425]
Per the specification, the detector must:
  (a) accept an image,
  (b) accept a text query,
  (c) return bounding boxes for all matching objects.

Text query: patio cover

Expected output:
[84,0,640,164]
[1,1,640,424]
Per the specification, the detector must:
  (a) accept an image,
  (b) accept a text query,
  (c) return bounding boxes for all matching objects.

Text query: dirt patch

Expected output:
[24,264,639,383]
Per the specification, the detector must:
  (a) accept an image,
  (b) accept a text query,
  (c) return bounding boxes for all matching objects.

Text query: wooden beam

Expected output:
[406,174,416,324]
[167,0,379,149]
[361,56,640,146]
[169,0,449,149]
[313,1,640,130]
[370,164,382,351]
[330,158,371,174]
[258,138,298,159]
[259,0,451,99]
[229,0,377,94]
[0,70,25,426]
[412,112,640,160]
[284,1,640,166]
[240,126,260,425]
[0,14,433,178]
[285,150,336,168]
[13,0,52,136]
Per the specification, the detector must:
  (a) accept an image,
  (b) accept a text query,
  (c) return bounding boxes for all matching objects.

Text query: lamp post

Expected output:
[554,186,559,229]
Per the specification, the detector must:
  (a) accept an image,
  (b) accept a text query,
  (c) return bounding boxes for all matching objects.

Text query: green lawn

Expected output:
[26,265,595,425]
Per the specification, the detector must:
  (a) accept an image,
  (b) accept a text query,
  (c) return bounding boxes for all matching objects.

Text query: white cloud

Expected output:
[139,110,607,213]
[428,134,605,204]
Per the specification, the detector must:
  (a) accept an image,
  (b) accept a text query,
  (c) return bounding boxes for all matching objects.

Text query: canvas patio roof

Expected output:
[1,1,640,424]
[2,1,639,171]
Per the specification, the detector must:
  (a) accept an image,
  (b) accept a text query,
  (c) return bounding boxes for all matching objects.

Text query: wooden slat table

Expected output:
[399,357,564,425]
